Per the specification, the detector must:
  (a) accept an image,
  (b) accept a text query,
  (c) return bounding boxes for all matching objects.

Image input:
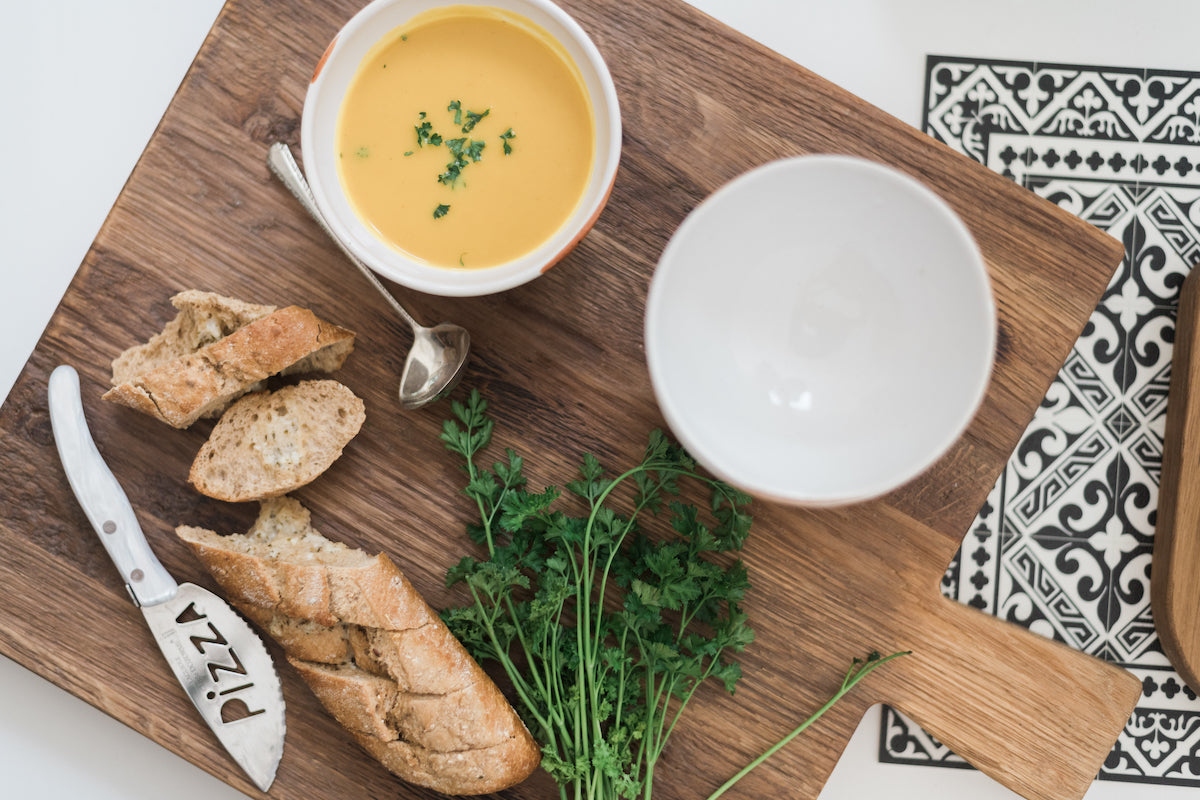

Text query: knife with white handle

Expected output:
[48,364,286,792]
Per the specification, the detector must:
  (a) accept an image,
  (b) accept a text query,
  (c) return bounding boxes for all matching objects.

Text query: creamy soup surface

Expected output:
[336,5,595,269]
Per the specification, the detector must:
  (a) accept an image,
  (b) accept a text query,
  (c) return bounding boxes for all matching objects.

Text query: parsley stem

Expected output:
[466,581,555,735]
[703,651,910,800]
[454,409,573,750]
[660,655,719,758]
[585,461,684,648]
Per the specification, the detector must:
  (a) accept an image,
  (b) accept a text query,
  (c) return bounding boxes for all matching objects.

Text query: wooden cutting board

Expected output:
[0,1,1140,799]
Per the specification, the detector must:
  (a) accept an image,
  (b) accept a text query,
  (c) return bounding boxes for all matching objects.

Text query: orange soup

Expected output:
[335,6,596,269]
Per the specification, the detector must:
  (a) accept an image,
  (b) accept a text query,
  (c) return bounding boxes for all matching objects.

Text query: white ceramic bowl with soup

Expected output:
[302,0,621,296]
[645,155,996,507]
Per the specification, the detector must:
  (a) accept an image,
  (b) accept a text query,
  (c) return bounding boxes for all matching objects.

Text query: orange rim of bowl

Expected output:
[540,170,618,273]
[312,34,338,84]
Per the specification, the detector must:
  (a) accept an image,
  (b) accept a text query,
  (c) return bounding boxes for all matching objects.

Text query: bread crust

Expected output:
[354,722,543,796]
[103,292,355,428]
[176,498,541,795]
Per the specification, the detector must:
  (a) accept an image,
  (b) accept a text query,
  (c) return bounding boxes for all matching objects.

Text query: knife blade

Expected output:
[47,364,286,792]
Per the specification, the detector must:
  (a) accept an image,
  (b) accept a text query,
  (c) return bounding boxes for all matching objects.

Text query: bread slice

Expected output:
[176,497,541,795]
[103,290,355,428]
[189,380,365,503]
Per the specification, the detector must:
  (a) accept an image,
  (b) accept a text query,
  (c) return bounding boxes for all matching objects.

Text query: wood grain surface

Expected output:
[1153,267,1200,693]
[0,1,1140,799]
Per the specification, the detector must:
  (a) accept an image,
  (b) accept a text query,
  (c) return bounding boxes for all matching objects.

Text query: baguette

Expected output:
[189,380,365,502]
[103,290,355,428]
[176,497,541,795]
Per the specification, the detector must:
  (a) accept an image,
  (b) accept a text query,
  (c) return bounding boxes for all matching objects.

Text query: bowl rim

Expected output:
[299,0,622,297]
[644,154,997,506]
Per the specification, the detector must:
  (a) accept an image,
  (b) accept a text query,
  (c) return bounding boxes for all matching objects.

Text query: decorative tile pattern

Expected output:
[879,57,1200,786]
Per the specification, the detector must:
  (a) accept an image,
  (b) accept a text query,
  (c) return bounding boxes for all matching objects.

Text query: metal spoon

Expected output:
[266,142,470,410]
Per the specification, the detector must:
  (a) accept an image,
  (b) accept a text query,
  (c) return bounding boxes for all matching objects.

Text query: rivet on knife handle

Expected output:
[48,365,177,607]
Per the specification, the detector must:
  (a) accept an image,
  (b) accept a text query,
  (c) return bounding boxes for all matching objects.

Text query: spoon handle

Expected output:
[267,142,422,332]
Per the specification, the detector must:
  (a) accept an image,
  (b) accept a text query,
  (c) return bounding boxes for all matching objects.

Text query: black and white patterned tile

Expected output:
[879,56,1200,786]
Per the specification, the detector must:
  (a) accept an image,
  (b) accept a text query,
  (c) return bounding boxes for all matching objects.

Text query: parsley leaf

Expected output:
[415,120,442,148]
[437,138,472,186]
[462,107,490,132]
[438,162,463,186]
[499,127,516,155]
[433,203,450,219]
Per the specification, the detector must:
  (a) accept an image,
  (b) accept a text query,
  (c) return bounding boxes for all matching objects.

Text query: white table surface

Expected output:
[3,1,1198,798]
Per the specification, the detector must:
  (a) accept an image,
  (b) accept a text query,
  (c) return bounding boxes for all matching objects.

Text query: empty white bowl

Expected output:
[644,155,996,506]
[301,0,621,297]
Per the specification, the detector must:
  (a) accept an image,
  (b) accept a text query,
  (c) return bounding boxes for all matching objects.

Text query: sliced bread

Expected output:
[103,290,356,428]
[189,380,365,503]
[176,497,541,795]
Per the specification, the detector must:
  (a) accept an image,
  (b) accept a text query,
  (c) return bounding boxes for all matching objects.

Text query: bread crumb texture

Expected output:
[111,290,276,384]
[102,291,355,428]
[176,497,541,795]
[189,380,365,503]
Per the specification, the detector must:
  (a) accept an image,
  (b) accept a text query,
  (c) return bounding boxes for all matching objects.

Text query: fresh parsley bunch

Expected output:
[440,391,905,800]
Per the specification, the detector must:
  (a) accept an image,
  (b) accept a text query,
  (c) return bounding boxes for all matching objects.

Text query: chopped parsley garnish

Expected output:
[410,102,506,220]
[415,120,442,148]
[446,137,486,163]
[446,101,489,132]
[438,163,463,186]
[438,138,487,186]
[355,146,370,158]
[461,108,489,133]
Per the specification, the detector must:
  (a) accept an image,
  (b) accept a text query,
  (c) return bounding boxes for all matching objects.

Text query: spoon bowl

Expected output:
[267,143,470,410]
[399,322,471,410]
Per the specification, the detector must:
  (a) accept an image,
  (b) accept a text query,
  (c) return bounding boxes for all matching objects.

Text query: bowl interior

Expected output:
[301,0,621,296]
[645,155,996,505]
